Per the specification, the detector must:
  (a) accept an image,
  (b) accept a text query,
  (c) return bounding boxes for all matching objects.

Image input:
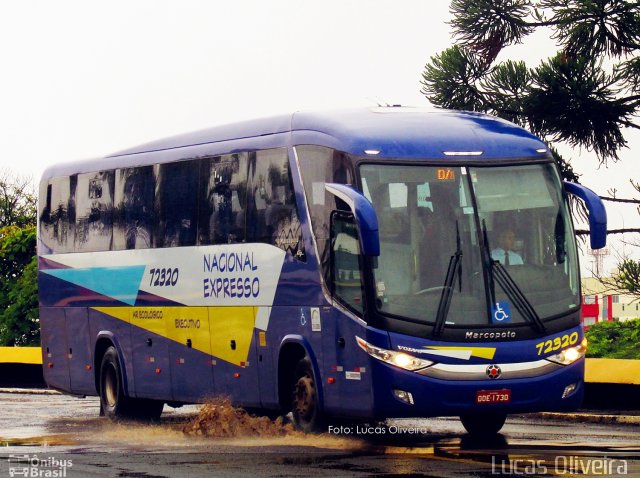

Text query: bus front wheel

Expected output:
[459,413,507,435]
[291,358,324,433]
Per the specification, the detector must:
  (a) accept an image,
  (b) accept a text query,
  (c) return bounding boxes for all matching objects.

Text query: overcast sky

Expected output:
[1,0,637,273]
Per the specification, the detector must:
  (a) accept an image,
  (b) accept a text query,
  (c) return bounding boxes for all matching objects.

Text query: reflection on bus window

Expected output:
[38,176,76,253]
[247,149,305,260]
[331,213,364,315]
[198,154,247,245]
[114,166,155,250]
[155,160,198,247]
[75,171,114,252]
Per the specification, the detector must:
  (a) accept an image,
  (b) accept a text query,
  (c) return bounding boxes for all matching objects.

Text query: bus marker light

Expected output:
[443,151,482,156]
[47,362,54,368]
[328,377,335,384]
[234,373,241,379]
[155,368,162,374]
[85,365,92,371]
[393,389,414,405]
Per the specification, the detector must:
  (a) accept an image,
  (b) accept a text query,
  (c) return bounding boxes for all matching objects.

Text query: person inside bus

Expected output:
[491,228,523,265]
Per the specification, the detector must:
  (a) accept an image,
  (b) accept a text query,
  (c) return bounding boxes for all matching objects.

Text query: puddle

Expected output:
[78,399,367,452]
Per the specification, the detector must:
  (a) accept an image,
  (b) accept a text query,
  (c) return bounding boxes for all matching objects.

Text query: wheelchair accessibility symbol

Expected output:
[492,301,512,324]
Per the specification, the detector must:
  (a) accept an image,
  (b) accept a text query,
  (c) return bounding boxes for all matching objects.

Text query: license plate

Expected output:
[476,389,511,404]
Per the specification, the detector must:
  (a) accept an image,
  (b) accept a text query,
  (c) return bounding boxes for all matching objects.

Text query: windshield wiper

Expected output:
[492,262,546,333]
[481,220,545,333]
[481,220,497,306]
[433,221,462,337]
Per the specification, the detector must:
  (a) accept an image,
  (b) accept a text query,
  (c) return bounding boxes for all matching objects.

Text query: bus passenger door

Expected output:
[326,212,373,418]
[167,307,215,403]
[209,307,261,408]
[64,308,94,395]
[130,308,172,401]
[40,307,70,392]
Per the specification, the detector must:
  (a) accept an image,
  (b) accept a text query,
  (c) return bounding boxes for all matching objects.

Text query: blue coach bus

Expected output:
[38,107,606,434]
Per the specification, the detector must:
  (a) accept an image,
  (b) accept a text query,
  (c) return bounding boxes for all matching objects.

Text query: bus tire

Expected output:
[459,413,507,435]
[99,346,164,421]
[99,346,133,420]
[291,357,324,433]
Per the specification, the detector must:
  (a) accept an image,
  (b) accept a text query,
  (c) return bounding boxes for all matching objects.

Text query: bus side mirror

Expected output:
[325,183,380,256]
[563,181,607,249]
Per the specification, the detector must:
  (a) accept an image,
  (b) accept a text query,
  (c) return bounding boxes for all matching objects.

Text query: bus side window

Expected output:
[113,166,155,250]
[198,154,247,245]
[38,176,76,253]
[330,212,364,315]
[75,171,114,252]
[247,149,305,260]
[155,160,198,247]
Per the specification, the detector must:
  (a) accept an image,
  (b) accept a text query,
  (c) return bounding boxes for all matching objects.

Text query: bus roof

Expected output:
[42,107,549,180]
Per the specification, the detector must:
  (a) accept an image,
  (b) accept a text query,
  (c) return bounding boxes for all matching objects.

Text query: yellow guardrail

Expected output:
[0,348,637,384]
[0,346,42,365]
[585,358,640,385]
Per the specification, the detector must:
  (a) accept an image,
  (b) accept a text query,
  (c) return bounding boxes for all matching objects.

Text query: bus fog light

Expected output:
[393,389,414,405]
[562,382,578,399]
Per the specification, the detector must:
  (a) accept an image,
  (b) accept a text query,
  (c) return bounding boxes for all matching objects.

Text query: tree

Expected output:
[421,0,639,180]
[0,170,37,228]
[0,171,38,346]
[420,0,640,294]
[0,225,38,345]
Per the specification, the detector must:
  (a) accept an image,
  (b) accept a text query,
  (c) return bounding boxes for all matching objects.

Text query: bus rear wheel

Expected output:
[459,413,507,435]
[99,346,163,421]
[291,358,324,433]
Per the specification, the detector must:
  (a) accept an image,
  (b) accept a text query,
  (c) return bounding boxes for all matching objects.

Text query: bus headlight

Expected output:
[356,336,433,371]
[546,338,588,366]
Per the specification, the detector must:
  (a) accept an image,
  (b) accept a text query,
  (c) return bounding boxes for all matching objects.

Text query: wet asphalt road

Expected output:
[0,391,638,477]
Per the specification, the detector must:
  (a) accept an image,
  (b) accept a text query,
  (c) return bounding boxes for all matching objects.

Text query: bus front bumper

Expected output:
[370,358,585,418]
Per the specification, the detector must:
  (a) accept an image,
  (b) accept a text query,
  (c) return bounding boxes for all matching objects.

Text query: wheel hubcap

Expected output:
[293,374,315,420]
[103,365,117,408]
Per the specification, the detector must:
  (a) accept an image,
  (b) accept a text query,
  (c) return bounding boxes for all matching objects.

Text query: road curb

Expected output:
[535,412,640,425]
[0,388,60,395]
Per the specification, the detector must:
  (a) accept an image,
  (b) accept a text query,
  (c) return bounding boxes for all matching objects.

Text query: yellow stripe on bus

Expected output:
[424,346,497,360]
[92,306,258,367]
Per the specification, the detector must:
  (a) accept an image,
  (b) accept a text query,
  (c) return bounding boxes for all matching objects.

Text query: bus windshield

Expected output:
[360,162,580,329]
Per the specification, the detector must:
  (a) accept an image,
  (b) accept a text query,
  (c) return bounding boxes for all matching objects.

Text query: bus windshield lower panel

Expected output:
[359,162,580,331]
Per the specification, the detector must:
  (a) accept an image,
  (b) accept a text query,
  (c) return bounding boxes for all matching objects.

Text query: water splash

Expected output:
[182,398,296,438]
